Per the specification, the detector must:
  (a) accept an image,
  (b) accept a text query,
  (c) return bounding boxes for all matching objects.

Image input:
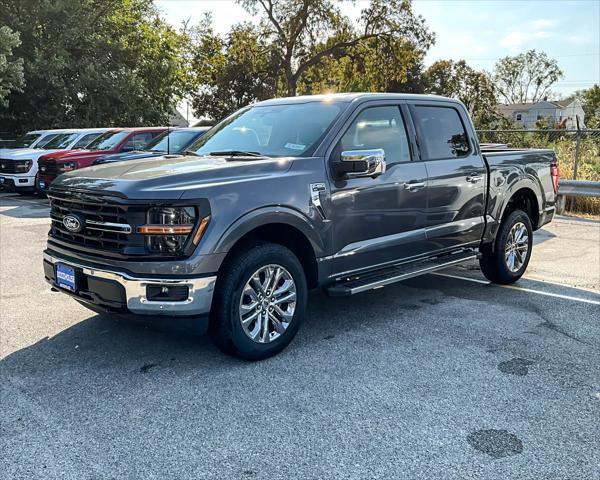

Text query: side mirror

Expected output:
[333,148,386,179]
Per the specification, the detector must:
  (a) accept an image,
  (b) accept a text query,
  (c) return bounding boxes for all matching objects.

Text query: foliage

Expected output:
[0,0,189,133]
[573,85,600,128]
[493,49,563,104]
[478,129,600,213]
[237,0,434,95]
[424,59,498,128]
[0,26,24,108]
[188,16,277,121]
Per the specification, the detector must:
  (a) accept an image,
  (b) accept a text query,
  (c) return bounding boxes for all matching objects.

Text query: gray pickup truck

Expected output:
[43,93,558,359]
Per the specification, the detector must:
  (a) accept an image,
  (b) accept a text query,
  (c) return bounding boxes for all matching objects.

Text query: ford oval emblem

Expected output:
[63,214,83,233]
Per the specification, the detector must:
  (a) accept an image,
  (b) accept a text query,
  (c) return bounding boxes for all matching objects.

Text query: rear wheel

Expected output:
[479,209,533,284]
[209,243,307,360]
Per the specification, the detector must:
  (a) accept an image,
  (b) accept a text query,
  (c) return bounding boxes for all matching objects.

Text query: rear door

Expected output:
[325,102,429,276]
[409,102,487,251]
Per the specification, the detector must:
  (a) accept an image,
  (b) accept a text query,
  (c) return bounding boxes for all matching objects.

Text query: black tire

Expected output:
[479,209,533,284]
[209,243,307,360]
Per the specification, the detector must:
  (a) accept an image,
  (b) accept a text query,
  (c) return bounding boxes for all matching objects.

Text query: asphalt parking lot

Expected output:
[1,192,599,479]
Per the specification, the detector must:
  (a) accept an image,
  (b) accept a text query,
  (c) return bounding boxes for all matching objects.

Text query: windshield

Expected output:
[192,102,343,157]
[86,131,129,151]
[146,130,204,153]
[10,133,42,148]
[42,133,79,149]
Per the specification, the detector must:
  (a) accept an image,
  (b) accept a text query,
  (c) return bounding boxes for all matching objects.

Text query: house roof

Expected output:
[497,99,576,115]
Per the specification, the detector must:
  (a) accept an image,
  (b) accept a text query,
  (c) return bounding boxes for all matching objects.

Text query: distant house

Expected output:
[168,109,189,127]
[497,99,585,129]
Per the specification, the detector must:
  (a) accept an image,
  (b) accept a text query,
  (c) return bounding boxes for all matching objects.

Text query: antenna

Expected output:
[167,125,170,154]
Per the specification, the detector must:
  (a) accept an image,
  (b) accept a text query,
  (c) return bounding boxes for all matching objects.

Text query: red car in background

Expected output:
[37,127,167,191]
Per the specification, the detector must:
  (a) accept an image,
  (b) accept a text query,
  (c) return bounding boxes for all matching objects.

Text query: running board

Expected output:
[325,251,479,297]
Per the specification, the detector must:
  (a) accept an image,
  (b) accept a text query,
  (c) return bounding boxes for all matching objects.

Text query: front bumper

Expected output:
[0,175,36,190]
[37,174,55,191]
[43,251,216,317]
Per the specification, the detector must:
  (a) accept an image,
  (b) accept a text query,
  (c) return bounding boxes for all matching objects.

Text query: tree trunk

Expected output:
[285,71,297,96]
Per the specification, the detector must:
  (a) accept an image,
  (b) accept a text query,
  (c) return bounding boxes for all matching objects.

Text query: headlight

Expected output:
[15,159,33,173]
[137,206,209,254]
[57,161,77,172]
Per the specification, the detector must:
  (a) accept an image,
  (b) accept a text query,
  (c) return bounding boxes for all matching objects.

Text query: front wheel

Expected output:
[479,209,533,284]
[209,243,307,360]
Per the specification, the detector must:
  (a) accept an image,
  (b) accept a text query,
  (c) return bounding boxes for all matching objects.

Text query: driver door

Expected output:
[324,103,429,276]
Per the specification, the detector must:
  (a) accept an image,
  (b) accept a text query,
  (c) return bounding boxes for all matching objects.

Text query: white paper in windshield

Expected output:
[284,143,306,150]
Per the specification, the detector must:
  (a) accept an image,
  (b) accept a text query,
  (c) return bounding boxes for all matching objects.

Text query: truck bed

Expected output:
[482,147,557,237]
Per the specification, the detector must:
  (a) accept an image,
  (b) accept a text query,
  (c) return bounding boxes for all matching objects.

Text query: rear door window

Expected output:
[412,106,470,160]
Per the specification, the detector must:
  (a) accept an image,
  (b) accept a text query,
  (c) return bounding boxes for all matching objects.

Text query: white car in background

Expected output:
[0,129,73,154]
[0,128,109,194]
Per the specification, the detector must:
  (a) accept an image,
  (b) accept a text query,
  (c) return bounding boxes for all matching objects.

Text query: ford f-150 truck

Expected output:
[43,93,558,360]
[36,127,167,191]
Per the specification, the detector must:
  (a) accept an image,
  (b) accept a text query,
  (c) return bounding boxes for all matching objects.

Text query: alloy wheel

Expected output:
[239,264,297,344]
[504,221,529,273]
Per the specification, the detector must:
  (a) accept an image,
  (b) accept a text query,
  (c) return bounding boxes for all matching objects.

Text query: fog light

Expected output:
[146,284,189,302]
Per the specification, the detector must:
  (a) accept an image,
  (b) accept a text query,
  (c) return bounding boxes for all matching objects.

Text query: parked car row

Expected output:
[0,126,211,195]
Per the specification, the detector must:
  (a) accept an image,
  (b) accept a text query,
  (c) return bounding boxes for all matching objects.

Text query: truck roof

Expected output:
[107,127,168,132]
[256,92,462,106]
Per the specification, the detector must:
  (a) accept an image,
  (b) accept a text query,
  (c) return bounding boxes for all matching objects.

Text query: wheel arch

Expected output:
[213,207,325,289]
[499,184,541,230]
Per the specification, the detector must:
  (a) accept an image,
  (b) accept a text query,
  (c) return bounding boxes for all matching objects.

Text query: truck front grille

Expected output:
[38,159,58,176]
[47,189,148,257]
[0,159,30,174]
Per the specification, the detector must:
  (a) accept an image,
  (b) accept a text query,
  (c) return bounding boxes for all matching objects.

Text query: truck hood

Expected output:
[40,149,108,162]
[0,148,42,158]
[52,154,296,199]
[0,148,70,160]
[95,151,163,164]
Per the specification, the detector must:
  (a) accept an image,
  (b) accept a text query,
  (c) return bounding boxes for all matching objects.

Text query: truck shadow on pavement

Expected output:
[0,193,49,219]
[2,274,597,375]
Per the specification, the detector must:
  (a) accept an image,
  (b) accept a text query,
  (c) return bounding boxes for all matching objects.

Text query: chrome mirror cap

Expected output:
[340,148,386,178]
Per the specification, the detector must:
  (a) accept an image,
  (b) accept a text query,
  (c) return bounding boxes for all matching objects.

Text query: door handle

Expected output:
[466,174,484,183]
[403,181,426,191]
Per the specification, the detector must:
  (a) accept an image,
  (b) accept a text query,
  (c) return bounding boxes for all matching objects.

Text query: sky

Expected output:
[154,0,600,120]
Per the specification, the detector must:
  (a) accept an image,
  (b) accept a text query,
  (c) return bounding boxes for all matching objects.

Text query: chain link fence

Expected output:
[476,129,600,214]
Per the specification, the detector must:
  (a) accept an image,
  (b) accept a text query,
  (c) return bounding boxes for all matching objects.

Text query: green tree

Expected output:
[573,85,600,128]
[189,16,277,121]
[0,0,189,133]
[297,37,427,95]
[238,0,434,96]
[424,59,498,127]
[0,26,24,108]
[493,49,563,104]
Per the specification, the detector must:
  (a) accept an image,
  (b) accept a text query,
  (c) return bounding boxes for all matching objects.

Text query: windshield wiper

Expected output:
[182,150,202,157]
[209,150,265,157]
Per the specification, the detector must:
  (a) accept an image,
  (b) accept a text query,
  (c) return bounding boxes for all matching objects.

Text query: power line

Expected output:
[457,53,600,61]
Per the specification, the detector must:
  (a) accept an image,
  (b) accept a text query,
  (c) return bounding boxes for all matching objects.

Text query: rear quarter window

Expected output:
[412,105,470,160]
